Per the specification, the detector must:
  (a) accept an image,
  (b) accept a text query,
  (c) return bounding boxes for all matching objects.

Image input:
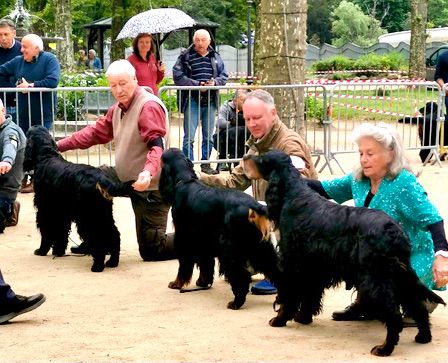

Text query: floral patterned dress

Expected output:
[321,169,442,289]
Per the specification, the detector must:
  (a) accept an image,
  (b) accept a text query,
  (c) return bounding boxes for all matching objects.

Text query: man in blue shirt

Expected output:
[0,33,60,193]
[0,19,21,122]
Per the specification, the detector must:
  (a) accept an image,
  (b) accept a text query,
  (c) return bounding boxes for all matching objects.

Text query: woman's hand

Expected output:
[158,62,166,73]
[433,254,448,288]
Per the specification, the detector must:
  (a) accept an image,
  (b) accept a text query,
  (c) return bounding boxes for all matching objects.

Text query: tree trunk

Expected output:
[110,0,127,62]
[254,0,307,133]
[54,0,74,71]
[409,0,428,78]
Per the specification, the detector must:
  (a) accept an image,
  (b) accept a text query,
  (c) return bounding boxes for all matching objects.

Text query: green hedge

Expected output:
[311,52,407,76]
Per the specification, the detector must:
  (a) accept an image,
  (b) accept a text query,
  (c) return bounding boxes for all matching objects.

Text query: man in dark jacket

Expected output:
[0,19,21,122]
[172,29,228,175]
[0,33,60,193]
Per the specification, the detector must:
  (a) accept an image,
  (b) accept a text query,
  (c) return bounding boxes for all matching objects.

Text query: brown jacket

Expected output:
[201,116,318,201]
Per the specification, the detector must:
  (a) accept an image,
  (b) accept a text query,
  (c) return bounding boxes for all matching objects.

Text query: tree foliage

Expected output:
[331,1,386,47]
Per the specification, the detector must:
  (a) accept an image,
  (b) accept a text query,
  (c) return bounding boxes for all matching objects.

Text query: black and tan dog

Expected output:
[159,148,279,309]
[244,150,445,356]
[24,126,131,272]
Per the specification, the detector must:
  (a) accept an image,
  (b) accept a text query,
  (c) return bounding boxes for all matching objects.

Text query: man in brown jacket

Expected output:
[201,89,318,294]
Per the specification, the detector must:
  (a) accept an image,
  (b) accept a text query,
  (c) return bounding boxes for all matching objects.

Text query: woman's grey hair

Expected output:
[352,122,411,179]
[22,34,43,51]
[244,89,275,107]
[106,60,136,78]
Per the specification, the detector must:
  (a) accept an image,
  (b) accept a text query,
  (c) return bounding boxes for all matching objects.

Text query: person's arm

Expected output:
[213,54,228,86]
[201,160,252,191]
[57,107,114,152]
[138,101,166,178]
[429,220,448,288]
[428,220,448,252]
[1,127,18,167]
[217,102,231,130]
[32,54,60,88]
[434,51,448,91]
[320,173,354,204]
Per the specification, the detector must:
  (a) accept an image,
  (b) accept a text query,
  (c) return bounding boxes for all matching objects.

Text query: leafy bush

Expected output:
[57,71,107,120]
[305,96,324,124]
[312,56,355,72]
[158,78,178,113]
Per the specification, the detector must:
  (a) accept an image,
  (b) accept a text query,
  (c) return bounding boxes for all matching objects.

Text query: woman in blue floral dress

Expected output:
[307,122,448,322]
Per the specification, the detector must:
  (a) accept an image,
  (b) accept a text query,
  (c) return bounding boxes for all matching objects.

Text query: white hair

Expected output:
[22,34,43,51]
[106,60,136,78]
[352,122,411,179]
[193,29,211,41]
[88,49,96,55]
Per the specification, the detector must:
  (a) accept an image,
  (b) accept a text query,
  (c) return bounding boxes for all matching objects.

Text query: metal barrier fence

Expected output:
[1,81,446,174]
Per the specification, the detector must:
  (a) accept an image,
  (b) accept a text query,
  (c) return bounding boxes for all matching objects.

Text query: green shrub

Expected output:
[305,96,324,124]
[158,78,178,112]
[312,56,355,72]
[57,71,107,120]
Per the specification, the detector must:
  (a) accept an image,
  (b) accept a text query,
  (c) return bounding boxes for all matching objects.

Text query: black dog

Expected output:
[159,148,280,309]
[244,150,445,356]
[24,126,131,272]
[398,101,448,162]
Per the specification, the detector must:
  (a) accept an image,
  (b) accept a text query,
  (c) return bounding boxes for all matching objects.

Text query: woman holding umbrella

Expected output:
[127,33,165,95]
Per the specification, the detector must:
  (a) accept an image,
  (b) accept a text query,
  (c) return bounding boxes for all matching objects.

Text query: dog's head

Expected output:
[419,101,439,118]
[243,150,294,181]
[24,126,60,172]
[244,151,297,225]
[159,148,197,204]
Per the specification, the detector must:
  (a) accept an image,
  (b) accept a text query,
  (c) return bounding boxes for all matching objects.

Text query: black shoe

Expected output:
[70,242,90,255]
[201,164,219,175]
[0,293,46,324]
[332,303,373,321]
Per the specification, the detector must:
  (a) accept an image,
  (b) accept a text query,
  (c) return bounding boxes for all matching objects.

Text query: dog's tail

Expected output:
[248,208,271,241]
[415,280,446,307]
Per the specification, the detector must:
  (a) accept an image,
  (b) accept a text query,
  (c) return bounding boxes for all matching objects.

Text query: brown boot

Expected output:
[5,201,20,227]
[20,181,34,194]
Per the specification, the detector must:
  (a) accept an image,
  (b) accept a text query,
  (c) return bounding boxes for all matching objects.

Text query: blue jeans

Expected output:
[182,98,216,161]
[0,269,16,302]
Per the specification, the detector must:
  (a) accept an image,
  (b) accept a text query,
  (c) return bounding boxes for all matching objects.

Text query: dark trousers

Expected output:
[0,269,15,303]
[100,166,172,261]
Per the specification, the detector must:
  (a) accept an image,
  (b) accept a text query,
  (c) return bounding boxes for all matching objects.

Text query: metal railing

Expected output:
[1,81,446,174]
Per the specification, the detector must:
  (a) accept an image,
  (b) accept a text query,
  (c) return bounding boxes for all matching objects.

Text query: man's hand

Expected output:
[132,170,151,192]
[0,161,12,174]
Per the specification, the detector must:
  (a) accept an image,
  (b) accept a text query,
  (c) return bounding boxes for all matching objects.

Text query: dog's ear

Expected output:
[265,169,284,226]
[159,163,175,204]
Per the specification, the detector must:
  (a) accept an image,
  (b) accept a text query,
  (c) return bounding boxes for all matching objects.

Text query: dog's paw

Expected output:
[227,300,242,310]
[269,316,287,327]
[91,263,105,272]
[52,249,65,257]
[196,277,213,288]
[168,281,182,289]
[415,331,432,344]
[34,248,48,256]
[105,258,119,268]
[370,344,394,357]
[293,311,313,325]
